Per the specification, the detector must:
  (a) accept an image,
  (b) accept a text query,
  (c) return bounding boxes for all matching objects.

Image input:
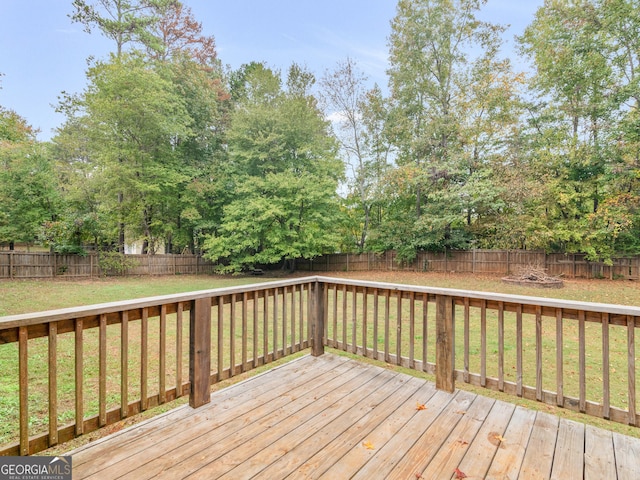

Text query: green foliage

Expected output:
[97,250,138,276]
[203,63,343,273]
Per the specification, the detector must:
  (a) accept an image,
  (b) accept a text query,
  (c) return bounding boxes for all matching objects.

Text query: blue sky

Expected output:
[0,0,543,141]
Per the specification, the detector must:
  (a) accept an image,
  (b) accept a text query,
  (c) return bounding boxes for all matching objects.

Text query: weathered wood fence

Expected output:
[1,276,638,456]
[0,253,217,279]
[298,250,640,280]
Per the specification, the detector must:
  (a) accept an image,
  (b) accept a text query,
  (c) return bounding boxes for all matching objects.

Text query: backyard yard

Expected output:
[2,271,640,455]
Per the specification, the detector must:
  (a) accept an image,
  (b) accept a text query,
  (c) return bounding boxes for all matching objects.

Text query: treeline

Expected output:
[1,0,639,273]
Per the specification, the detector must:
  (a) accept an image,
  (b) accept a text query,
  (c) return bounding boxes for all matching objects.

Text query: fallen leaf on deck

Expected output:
[455,440,469,447]
[416,402,427,411]
[414,473,424,479]
[493,433,506,443]
[362,441,375,450]
[454,410,467,415]
[454,467,468,479]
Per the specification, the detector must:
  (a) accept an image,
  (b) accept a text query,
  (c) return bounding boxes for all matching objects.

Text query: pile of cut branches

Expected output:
[503,264,564,288]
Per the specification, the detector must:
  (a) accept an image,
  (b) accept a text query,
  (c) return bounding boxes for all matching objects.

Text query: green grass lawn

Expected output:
[2,271,640,452]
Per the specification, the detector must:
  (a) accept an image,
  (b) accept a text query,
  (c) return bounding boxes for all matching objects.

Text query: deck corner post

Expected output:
[189,296,212,408]
[436,295,455,393]
[311,281,326,357]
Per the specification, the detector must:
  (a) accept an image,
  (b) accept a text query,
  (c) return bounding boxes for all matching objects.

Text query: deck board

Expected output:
[70,353,640,479]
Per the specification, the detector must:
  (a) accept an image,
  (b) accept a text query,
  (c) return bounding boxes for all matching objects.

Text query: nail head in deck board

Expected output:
[189,297,212,409]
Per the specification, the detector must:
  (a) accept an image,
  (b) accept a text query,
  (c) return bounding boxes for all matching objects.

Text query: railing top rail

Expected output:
[314,275,640,317]
[3,275,640,331]
[0,277,316,330]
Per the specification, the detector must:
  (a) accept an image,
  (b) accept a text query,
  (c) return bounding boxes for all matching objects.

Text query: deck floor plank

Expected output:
[73,354,347,477]
[453,399,516,478]
[518,411,560,480]
[485,406,537,479]
[550,419,586,479]
[584,424,616,480]
[181,366,398,479]
[613,431,640,480]
[122,357,378,480]
[68,354,640,480]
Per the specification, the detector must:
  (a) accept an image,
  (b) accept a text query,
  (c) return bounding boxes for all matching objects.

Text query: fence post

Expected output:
[310,281,325,356]
[435,295,455,393]
[189,297,212,408]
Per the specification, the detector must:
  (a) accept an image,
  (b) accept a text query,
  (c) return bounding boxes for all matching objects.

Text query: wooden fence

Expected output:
[0,252,217,279]
[298,250,640,280]
[1,276,638,455]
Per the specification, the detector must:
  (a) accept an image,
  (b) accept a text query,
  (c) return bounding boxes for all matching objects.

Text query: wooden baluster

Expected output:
[242,292,248,371]
[517,304,523,398]
[230,293,236,374]
[75,318,84,434]
[290,285,296,353]
[253,292,259,368]
[332,285,338,348]
[536,305,543,402]
[362,287,368,358]
[121,311,129,418]
[409,291,415,369]
[463,297,470,383]
[555,308,563,407]
[19,326,28,455]
[396,290,402,365]
[342,284,347,350]
[352,286,358,354]
[49,321,58,446]
[263,292,268,362]
[579,310,586,412]
[422,293,428,372]
[481,300,487,388]
[498,301,504,392]
[176,303,183,397]
[384,290,391,363]
[98,314,107,426]
[140,308,148,411]
[602,312,610,419]
[217,298,224,379]
[628,315,636,426]
[373,289,379,361]
[273,289,278,360]
[159,305,166,404]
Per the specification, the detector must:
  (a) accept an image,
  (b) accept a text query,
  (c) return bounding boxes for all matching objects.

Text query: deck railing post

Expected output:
[311,281,325,356]
[189,297,212,408]
[436,295,455,393]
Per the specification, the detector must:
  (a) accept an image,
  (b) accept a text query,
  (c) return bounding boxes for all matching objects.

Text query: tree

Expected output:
[57,53,193,253]
[70,0,178,56]
[518,0,639,260]
[0,108,61,249]
[203,63,344,272]
[384,0,512,261]
[320,59,392,252]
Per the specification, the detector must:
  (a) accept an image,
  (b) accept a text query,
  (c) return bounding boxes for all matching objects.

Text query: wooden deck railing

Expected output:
[1,276,639,456]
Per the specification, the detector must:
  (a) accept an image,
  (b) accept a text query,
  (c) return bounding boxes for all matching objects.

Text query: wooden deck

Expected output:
[70,353,640,479]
